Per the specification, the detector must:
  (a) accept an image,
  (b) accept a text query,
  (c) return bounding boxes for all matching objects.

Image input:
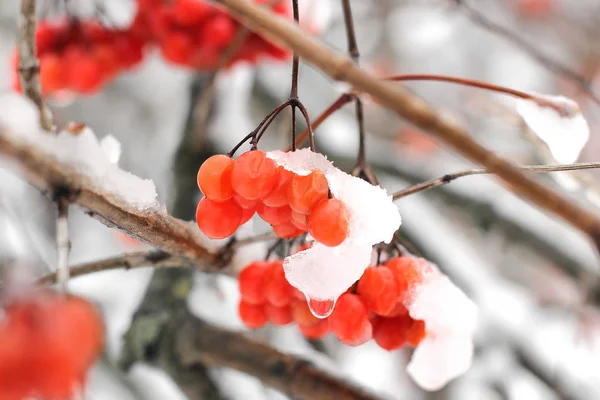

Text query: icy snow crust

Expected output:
[516,95,589,164]
[267,149,402,300]
[404,261,478,391]
[0,94,159,210]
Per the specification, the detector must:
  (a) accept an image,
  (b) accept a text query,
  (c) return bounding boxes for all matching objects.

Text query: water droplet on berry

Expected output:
[305,295,336,319]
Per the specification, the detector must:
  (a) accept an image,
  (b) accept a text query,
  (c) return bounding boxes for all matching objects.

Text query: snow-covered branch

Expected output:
[0,125,217,267]
[213,0,600,247]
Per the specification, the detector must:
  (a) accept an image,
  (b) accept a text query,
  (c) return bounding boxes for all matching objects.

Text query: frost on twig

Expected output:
[267,149,401,301]
[516,95,590,164]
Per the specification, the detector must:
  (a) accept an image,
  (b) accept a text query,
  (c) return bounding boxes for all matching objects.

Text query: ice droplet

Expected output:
[306,295,336,319]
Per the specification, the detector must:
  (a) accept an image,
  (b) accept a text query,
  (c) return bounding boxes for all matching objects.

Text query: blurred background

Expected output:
[1,0,600,399]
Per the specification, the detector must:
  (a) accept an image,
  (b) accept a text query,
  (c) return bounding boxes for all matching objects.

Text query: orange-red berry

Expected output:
[287,170,329,214]
[197,154,235,202]
[238,300,267,329]
[308,198,349,247]
[406,319,426,347]
[195,197,242,239]
[272,221,303,239]
[262,167,294,207]
[385,257,424,304]
[231,150,278,200]
[328,293,372,346]
[265,261,293,307]
[298,319,329,339]
[257,203,292,226]
[238,261,270,304]
[372,314,412,351]
[357,266,399,316]
[264,303,293,326]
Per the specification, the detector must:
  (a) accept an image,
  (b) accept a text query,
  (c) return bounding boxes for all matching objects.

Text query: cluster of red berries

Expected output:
[238,254,427,350]
[0,290,104,400]
[196,150,350,246]
[13,21,145,95]
[137,0,290,70]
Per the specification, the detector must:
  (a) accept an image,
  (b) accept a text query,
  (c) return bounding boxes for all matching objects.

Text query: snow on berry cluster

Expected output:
[0,290,104,400]
[12,20,145,95]
[138,0,290,69]
[238,253,477,390]
[196,149,351,245]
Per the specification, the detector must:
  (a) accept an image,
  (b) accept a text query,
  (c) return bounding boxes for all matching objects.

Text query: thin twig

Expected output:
[18,0,54,131]
[212,0,600,248]
[456,0,600,107]
[54,196,69,292]
[392,161,600,200]
[287,93,354,151]
[289,0,300,151]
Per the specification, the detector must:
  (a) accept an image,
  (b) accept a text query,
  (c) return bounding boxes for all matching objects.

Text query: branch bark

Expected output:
[18,0,53,131]
[0,127,217,267]
[174,313,386,400]
[393,162,600,200]
[212,0,600,247]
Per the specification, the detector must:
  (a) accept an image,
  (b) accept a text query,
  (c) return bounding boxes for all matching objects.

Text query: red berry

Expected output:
[39,53,65,93]
[233,192,259,209]
[308,198,349,247]
[264,303,292,326]
[238,261,270,304]
[195,197,242,239]
[328,293,372,346]
[372,314,412,351]
[406,319,426,347]
[240,207,255,225]
[262,167,294,207]
[385,257,424,304]
[201,15,237,48]
[161,32,194,65]
[197,154,235,202]
[93,44,121,80]
[290,300,319,327]
[231,150,278,200]
[64,48,103,93]
[238,300,267,329]
[35,22,60,55]
[288,170,329,214]
[290,210,308,230]
[272,221,303,239]
[265,260,293,306]
[257,203,292,226]
[173,0,213,26]
[298,319,329,339]
[357,266,399,316]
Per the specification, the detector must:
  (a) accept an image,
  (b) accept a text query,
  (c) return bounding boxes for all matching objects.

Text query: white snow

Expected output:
[516,95,589,164]
[0,94,159,211]
[267,149,401,301]
[404,262,478,391]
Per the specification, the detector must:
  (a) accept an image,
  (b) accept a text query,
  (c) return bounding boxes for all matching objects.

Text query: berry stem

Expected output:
[341,0,378,185]
[289,0,300,151]
[392,161,600,200]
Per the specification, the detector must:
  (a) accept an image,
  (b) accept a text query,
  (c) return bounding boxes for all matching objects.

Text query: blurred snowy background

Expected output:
[2,0,600,399]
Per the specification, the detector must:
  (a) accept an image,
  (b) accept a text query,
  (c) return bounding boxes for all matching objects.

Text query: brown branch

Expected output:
[0,127,218,267]
[456,0,600,107]
[212,0,600,247]
[36,251,196,285]
[174,313,386,400]
[392,161,600,200]
[18,0,53,131]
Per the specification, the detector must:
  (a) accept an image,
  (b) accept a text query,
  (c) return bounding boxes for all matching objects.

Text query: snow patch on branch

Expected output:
[0,94,159,211]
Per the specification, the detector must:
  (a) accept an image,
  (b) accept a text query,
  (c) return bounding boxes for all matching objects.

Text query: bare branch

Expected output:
[212,0,600,247]
[36,251,197,285]
[18,0,53,131]
[0,127,218,267]
[456,0,600,106]
[175,313,386,400]
[393,161,600,200]
[54,196,69,291]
